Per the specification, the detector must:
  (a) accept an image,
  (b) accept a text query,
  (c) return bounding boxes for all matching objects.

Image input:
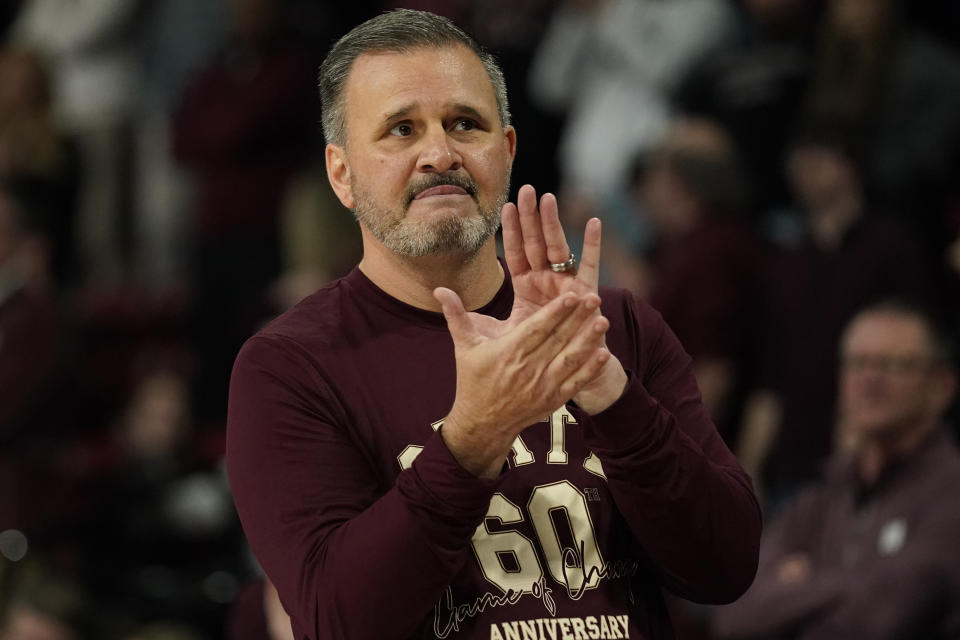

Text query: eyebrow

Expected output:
[379,102,492,127]
[451,103,489,124]
[381,104,416,127]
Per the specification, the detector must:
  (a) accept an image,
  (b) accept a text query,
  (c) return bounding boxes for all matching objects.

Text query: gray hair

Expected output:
[318,9,510,147]
[843,298,956,366]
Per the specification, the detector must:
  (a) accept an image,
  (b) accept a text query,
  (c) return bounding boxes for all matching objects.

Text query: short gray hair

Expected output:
[318,9,511,147]
[844,298,956,365]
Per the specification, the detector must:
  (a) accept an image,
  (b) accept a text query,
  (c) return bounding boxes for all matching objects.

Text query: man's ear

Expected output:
[504,125,517,167]
[325,143,355,209]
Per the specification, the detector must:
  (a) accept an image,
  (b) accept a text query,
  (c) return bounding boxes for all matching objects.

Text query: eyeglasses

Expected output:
[840,353,936,375]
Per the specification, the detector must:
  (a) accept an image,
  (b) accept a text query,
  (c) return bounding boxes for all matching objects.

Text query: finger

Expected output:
[577,217,602,291]
[558,346,612,400]
[501,203,529,276]
[544,312,610,385]
[539,192,573,268]
[517,184,548,270]
[434,287,474,345]
[529,293,602,362]
[508,290,581,355]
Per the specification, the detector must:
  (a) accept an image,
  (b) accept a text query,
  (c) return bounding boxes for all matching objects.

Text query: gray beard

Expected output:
[352,181,508,258]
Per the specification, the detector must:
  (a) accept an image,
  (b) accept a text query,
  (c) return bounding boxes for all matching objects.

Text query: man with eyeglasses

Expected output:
[714,299,960,640]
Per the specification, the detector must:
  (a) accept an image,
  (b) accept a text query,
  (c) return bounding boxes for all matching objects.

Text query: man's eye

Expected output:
[453,119,477,132]
[390,123,413,137]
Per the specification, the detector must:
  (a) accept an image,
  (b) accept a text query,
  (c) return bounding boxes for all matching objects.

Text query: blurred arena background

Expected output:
[0,0,958,638]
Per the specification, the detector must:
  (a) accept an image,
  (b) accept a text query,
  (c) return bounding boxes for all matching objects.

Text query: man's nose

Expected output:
[417,125,462,173]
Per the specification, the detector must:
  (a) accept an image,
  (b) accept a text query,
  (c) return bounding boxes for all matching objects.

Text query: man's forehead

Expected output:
[344,44,494,110]
[349,43,482,72]
[844,313,932,353]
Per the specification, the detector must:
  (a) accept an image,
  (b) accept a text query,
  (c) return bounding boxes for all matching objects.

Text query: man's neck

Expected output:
[856,420,935,487]
[358,237,505,312]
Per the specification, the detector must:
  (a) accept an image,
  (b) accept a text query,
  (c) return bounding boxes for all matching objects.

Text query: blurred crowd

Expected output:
[0,0,958,638]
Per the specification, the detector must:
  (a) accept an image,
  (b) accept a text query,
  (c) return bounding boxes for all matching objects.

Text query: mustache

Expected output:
[405,174,478,204]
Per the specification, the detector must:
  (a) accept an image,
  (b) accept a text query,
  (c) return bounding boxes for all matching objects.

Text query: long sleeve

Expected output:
[571,296,762,604]
[228,277,763,639]
[226,335,500,640]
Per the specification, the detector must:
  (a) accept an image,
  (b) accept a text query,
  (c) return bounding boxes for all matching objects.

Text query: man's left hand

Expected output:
[502,184,628,414]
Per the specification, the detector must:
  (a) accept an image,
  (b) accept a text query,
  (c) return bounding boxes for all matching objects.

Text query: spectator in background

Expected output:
[675,0,821,214]
[737,124,930,512]
[803,0,960,249]
[714,299,960,640]
[172,0,316,424]
[633,118,761,434]
[270,165,362,313]
[528,0,736,201]
[0,47,78,286]
[133,0,228,287]
[0,185,66,531]
[9,0,145,284]
[0,560,89,640]
[81,365,243,636]
[2,604,80,640]
[527,0,739,296]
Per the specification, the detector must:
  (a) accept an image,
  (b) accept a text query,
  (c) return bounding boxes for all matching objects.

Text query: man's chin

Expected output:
[379,216,497,257]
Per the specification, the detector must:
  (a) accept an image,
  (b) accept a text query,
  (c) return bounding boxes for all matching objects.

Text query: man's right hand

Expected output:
[434,286,612,478]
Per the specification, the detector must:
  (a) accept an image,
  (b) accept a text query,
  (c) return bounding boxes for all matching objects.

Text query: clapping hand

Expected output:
[504,185,627,415]
[434,185,626,478]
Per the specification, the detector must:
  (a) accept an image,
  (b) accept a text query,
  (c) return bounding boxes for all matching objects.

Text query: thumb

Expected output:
[433,287,472,342]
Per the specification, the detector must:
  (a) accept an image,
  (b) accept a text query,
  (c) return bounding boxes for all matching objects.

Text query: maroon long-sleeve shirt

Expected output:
[226,265,761,640]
